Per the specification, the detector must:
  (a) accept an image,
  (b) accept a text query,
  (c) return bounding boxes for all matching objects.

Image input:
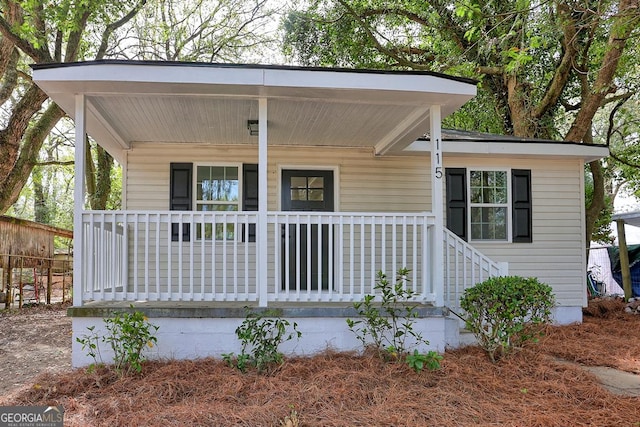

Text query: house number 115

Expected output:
[434,138,442,179]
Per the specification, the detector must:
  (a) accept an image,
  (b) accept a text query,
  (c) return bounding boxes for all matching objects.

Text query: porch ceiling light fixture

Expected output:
[247,120,259,136]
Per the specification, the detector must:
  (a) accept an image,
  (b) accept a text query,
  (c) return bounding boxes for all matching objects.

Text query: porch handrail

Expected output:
[267,211,436,303]
[443,228,508,308]
[78,210,438,305]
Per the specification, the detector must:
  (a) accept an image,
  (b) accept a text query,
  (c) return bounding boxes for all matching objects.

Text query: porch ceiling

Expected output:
[32,61,477,163]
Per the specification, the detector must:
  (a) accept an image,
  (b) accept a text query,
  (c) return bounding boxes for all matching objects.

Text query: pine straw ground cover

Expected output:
[4,299,640,427]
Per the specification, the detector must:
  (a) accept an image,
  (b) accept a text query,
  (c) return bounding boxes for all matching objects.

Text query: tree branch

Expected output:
[601,91,635,107]
[610,151,640,169]
[96,0,148,60]
[565,0,640,142]
[334,0,432,70]
[63,8,92,62]
[477,66,504,75]
[36,160,74,166]
[532,3,579,119]
[354,3,468,53]
[0,3,52,62]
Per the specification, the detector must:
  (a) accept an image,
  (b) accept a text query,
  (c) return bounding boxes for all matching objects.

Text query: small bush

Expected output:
[460,276,555,362]
[76,305,159,375]
[223,308,301,374]
[347,268,441,371]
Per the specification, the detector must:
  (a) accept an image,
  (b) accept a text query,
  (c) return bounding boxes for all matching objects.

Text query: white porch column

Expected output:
[258,98,268,307]
[73,94,86,307]
[430,105,445,307]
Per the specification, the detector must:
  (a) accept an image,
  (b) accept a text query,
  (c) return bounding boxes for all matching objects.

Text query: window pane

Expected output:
[470,187,482,203]
[482,223,492,239]
[225,167,238,181]
[197,166,210,182]
[471,223,482,240]
[197,204,238,212]
[291,189,307,201]
[495,188,508,204]
[308,189,324,201]
[481,206,493,222]
[471,207,481,223]
[307,177,324,189]
[494,207,506,226]
[470,171,482,187]
[471,207,507,240]
[216,181,238,203]
[194,166,239,240]
[482,188,495,203]
[197,166,239,202]
[290,177,307,188]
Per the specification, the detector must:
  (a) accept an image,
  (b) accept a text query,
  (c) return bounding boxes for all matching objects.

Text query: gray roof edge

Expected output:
[420,128,607,147]
[612,211,640,221]
[30,59,479,86]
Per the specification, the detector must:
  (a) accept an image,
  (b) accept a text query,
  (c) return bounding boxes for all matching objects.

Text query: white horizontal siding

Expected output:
[123,143,587,307]
[125,144,431,212]
[443,157,587,307]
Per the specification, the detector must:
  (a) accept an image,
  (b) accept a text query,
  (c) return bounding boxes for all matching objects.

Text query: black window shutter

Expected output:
[170,163,192,242]
[512,169,532,243]
[242,164,258,242]
[445,168,467,241]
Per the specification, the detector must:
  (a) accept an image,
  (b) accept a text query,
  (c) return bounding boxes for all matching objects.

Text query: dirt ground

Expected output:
[0,273,71,396]
[0,298,638,426]
[0,303,72,395]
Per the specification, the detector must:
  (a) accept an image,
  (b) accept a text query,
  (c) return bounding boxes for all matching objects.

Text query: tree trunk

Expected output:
[87,144,114,210]
[32,166,49,223]
[0,101,65,213]
[586,160,606,247]
[505,76,537,138]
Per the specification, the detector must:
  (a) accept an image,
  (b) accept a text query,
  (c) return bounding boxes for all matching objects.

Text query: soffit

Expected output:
[32,62,477,162]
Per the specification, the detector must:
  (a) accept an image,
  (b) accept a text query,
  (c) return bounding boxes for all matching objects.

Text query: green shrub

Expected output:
[76,305,159,375]
[347,268,441,372]
[223,308,301,374]
[460,276,555,362]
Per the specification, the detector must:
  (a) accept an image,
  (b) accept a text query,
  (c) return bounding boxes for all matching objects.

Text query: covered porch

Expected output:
[32,61,504,311]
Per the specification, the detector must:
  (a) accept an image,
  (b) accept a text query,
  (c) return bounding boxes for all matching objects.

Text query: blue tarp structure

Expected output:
[607,245,640,297]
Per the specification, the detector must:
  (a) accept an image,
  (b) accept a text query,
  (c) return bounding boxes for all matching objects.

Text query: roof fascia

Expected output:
[32,62,476,99]
[405,139,609,161]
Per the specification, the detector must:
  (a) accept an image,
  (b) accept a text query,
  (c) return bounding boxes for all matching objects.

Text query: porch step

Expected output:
[458,329,477,346]
[444,316,478,348]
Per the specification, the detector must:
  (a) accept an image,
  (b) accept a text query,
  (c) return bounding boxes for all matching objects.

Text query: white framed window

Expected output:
[469,169,509,241]
[446,167,531,243]
[195,164,240,240]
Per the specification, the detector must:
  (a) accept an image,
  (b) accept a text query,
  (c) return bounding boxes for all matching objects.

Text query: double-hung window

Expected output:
[469,170,508,240]
[445,168,532,243]
[170,163,258,242]
[195,165,240,240]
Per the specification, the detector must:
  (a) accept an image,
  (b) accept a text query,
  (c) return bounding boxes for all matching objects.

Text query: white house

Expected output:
[31,61,608,367]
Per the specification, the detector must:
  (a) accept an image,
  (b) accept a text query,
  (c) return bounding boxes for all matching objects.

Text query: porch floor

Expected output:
[68,301,446,319]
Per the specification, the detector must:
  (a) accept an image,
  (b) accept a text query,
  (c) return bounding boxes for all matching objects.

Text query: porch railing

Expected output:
[267,212,436,302]
[443,229,508,309]
[79,211,437,305]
